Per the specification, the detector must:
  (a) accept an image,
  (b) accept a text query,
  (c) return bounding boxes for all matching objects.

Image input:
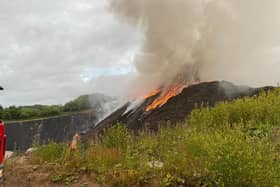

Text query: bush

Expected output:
[185,129,280,187]
[25,89,280,186]
[63,95,91,112]
[189,88,280,129]
[102,124,131,150]
[29,125,280,186]
[30,141,67,164]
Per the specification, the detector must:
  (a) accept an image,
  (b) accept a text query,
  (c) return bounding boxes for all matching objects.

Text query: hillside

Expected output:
[4,93,119,150]
[6,110,97,150]
[1,93,117,122]
[4,87,280,186]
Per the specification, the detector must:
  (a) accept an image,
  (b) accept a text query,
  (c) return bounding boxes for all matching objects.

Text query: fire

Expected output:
[144,89,161,99]
[143,81,211,112]
[145,84,186,112]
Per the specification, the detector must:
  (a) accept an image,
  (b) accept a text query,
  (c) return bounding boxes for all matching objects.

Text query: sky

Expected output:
[0,0,143,107]
[2,0,280,107]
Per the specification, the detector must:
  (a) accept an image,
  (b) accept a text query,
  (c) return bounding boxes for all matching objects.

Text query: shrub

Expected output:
[29,125,280,186]
[24,89,280,186]
[102,124,131,150]
[189,88,280,129]
[30,141,67,164]
[185,129,280,187]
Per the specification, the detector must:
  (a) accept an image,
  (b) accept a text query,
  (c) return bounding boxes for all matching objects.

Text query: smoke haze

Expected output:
[109,0,280,92]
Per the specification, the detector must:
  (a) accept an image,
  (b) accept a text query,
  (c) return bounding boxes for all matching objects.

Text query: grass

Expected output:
[26,88,280,186]
[189,89,280,129]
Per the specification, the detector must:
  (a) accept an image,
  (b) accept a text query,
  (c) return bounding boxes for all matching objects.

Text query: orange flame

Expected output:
[144,89,161,99]
[145,84,186,112]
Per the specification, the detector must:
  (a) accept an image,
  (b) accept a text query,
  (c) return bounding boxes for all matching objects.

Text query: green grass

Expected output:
[28,88,280,186]
[189,89,280,129]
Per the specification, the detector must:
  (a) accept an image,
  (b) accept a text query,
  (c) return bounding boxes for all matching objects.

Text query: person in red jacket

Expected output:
[0,87,6,186]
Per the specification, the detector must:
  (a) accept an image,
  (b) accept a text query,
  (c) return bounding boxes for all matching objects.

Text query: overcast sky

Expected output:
[0,0,143,107]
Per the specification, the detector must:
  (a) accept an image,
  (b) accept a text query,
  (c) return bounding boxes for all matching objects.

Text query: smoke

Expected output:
[109,0,280,91]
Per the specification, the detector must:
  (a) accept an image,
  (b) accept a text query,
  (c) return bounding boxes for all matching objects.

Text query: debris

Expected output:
[147,160,163,168]
[4,151,13,159]
[25,148,37,155]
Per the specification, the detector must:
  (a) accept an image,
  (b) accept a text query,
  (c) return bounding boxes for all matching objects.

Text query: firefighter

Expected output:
[70,133,80,151]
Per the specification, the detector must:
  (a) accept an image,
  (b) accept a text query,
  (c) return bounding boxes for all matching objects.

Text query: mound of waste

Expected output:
[85,81,272,138]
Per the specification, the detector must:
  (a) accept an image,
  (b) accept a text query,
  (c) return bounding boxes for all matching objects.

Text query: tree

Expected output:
[63,95,91,112]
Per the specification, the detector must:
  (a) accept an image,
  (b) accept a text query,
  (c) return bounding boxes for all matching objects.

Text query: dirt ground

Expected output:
[4,156,100,187]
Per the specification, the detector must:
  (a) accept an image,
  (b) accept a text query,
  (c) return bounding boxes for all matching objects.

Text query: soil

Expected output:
[4,156,100,187]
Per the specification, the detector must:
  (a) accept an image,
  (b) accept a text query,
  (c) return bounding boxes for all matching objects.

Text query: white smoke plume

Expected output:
[109,0,280,93]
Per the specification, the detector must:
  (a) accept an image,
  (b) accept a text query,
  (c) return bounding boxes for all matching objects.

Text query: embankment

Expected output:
[5,110,97,150]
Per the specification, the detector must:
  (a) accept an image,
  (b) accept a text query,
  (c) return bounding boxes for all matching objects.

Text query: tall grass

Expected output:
[28,89,280,186]
[189,89,280,129]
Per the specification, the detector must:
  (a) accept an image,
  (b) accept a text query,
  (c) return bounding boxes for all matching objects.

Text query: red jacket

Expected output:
[0,120,6,164]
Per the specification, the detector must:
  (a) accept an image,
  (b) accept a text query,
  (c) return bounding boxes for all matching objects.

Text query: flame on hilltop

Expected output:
[144,89,161,99]
[144,80,210,112]
[145,84,187,112]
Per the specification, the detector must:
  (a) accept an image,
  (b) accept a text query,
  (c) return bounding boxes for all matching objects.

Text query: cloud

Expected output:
[0,0,142,106]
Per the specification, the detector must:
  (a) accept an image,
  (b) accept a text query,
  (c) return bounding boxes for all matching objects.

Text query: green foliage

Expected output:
[63,95,91,112]
[102,124,130,150]
[189,88,280,129]
[0,93,112,121]
[27,89,280,186]
[0,95,92,121]
[185,129,280,187]
[30,141,67,165]
[0,105,64,121]
[30,127,280,186]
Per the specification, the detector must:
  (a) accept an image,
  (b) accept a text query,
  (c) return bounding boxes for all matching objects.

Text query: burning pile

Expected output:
[145,84,186,112]
[82,0,279,139]
[144,79,205,112]
[84,81,272,138]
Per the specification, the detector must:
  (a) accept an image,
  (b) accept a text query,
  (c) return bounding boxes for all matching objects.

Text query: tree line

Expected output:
[0,95,92,121]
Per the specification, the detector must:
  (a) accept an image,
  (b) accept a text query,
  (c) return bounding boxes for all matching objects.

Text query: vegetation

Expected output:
[0,105,63,121]
[0,95,94,121]
[63,95,92,112]
[21,89,280,186]
[189,89,280,129]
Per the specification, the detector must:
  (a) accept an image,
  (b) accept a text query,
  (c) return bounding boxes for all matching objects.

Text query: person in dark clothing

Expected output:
[0,87,3,90]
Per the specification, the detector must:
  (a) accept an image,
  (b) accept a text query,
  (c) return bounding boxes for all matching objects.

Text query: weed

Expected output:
[27,88,280,186]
